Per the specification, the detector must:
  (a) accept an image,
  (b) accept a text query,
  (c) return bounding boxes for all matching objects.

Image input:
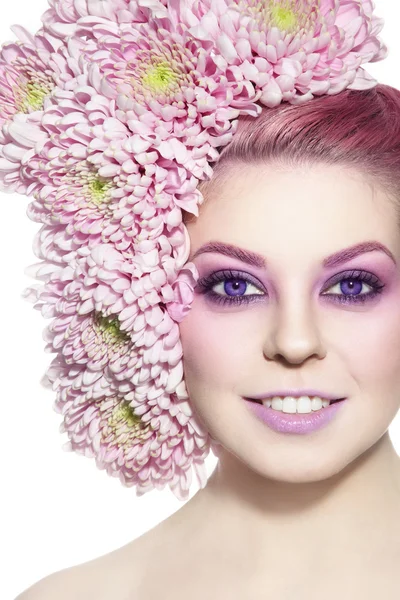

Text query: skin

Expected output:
[166,162,400,593]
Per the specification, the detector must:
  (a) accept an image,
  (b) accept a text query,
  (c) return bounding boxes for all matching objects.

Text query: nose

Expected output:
[263,296,326,365]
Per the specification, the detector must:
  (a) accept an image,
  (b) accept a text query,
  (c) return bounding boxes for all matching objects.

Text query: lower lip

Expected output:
[244,398,348,434]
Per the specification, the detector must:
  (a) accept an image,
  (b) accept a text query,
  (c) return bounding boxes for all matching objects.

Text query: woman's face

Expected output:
[178,163,400,483]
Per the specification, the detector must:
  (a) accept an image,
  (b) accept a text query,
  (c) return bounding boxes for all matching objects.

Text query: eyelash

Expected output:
[196,269,386,307]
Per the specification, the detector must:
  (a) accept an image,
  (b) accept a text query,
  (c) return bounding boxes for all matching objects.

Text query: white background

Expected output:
[1,1,400,598]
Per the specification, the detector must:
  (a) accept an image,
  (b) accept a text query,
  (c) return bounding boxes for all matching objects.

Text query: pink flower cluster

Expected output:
[0,0,388,500]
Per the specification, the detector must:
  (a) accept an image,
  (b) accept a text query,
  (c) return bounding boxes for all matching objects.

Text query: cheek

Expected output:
[179,308,248,386]
[341,295,400,396]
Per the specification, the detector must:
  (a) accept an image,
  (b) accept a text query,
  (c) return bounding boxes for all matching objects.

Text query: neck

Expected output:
[179,432,400,577]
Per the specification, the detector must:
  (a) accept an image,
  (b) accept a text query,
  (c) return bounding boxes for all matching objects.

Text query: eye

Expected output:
[196,269,385,308]
[196,269,263,307]
[322,269,385,305]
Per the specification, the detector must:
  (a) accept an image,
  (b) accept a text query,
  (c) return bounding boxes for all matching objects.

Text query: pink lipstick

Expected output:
[244,398,348,434]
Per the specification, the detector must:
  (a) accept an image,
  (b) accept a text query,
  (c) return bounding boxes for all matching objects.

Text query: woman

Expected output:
[17,84,400,600]
[175,86,400,597]
[9,1,400,598]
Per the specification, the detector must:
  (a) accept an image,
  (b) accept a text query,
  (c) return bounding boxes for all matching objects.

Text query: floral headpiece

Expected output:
[0,0,388,501]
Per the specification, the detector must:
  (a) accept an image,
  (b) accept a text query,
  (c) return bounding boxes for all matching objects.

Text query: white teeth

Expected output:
[262,396,331,413]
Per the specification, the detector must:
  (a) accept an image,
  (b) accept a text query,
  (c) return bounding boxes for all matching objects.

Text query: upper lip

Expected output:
[247,389,346,401]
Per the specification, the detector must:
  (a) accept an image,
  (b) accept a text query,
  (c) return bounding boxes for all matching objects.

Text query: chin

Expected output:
[217,439,351,485]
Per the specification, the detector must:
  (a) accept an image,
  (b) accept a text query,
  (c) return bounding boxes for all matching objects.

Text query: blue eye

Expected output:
[196,269,385,307]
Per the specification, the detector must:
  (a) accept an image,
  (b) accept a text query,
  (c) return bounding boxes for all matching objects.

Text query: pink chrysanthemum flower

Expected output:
[0,29,85,194]
[54,378,210,499]
[0,27,78,128]
[75,14,261,144]
[23,241,209,500]
[168,0,388,106]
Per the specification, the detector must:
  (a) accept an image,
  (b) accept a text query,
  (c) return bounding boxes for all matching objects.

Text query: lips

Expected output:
[244,395,348,434]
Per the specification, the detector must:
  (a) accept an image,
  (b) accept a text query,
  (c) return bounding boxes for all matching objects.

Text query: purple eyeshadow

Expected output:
[196,268,385,308]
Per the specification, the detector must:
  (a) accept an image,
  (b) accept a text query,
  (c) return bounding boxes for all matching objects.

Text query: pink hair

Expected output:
[184,84,400,224]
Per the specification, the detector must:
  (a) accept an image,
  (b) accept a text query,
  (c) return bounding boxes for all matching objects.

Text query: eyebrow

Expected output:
[191,240,397,269]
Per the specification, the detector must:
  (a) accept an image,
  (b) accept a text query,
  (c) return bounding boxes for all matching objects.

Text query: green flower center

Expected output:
[111,401,143,428]
[95,313,130,346]
[270,4,297,30]
[25,84,48,110]
[141,61,178,94]
[87,177,113,204]
[118,34,194,105]
[96,397,154,452]
[61,167,114,209]
[237,0,313,34]
[14,73,54,114]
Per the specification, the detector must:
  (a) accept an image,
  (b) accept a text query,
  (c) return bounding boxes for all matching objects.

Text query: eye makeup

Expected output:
[195,268,386,308]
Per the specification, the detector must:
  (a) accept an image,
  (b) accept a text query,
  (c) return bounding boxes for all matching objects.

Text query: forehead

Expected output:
[186,164,400,271]
[191,164,396,238]
[200,163,385,215]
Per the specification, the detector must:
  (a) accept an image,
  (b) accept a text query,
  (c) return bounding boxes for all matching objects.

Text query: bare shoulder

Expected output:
[14,565,91,600]
[14,546,133,599]
[14,535,157,600]
[15,511,191,600]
